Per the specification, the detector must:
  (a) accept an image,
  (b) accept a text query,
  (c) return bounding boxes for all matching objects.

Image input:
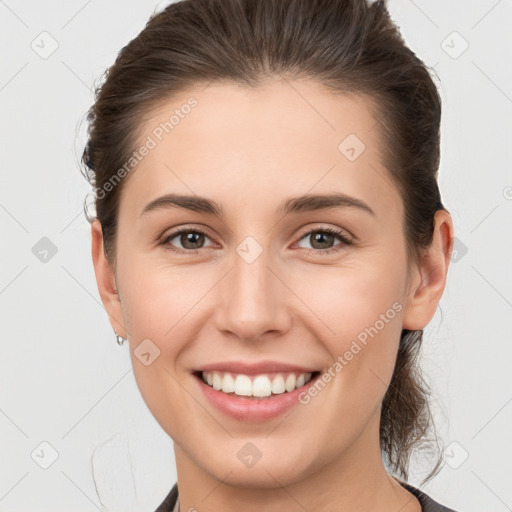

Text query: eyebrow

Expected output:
[140,192,375,218]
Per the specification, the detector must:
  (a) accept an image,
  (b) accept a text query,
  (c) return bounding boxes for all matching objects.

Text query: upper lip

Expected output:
[194,360,320,375]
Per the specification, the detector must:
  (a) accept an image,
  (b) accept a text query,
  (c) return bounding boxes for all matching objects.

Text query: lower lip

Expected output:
[193,372,320,422]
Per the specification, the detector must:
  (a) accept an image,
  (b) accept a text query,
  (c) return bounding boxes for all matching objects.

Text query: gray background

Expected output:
[1,0,511,510]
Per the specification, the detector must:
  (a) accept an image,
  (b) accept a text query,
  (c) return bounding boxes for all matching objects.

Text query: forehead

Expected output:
[119,77,402,222]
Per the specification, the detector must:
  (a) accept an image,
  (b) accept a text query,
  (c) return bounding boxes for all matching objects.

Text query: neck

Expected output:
[173,414,420,512]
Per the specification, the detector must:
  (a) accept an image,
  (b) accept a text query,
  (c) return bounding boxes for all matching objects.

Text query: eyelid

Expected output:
[295,224,353,243]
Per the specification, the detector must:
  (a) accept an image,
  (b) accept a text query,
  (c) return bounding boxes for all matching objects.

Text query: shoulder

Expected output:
[154,482,179,512]
[398,480,460,512]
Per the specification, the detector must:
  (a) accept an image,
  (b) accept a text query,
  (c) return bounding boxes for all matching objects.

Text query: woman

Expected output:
[83,0,458,510]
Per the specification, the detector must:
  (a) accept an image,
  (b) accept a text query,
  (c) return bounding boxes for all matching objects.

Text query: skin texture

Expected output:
[91,77,454,511]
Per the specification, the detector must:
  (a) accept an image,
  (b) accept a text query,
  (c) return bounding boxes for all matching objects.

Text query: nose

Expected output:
[213,243,292,342]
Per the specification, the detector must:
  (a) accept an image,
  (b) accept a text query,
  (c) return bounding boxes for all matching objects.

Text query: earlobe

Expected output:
[402,209,454,331]
[90,219,128,338]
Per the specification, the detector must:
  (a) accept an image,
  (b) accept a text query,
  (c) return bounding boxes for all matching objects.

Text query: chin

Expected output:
[198,445,313,489]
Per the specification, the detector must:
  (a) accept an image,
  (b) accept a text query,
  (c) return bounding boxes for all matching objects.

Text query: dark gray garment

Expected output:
[154,480,459,511]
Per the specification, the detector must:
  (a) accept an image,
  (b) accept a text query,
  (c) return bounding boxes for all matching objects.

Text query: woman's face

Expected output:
[93,78,444,488]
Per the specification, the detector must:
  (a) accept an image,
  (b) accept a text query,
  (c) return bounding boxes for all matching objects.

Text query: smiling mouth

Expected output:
[193,370,321,399]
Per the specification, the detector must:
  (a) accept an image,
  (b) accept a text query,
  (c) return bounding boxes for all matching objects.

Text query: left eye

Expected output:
[295,227,352,253]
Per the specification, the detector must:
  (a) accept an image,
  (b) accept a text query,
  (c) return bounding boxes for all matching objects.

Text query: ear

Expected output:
[402,209,454,331]
[91,219,128,338]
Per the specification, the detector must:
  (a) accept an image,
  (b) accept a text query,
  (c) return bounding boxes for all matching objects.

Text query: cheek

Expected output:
[291,253,407,349]
[119,263,203,439]
[118,254,209,341]
[289,250,407,405]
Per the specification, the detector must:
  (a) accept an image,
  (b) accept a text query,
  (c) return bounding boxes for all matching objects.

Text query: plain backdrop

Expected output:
[1,1,511,511]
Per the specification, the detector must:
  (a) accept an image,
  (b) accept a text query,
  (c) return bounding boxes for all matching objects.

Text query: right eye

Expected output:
[161,228,215,254]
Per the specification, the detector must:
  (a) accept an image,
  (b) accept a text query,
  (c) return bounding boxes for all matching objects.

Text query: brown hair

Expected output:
[81,0,446,482]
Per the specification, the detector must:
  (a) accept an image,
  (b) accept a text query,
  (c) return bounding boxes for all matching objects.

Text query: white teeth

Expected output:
[252,375,272,397]
[201,371,314,398]
[285,374,296,392]
[271,374,285,394]
[234,374,252,396]
[212,372,222,390]
[221,373,235,393]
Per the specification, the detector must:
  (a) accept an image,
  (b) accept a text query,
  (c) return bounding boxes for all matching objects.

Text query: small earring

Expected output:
[114,330,126,346]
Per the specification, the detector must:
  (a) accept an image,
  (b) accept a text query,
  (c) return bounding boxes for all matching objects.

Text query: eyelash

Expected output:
[160,225,353,256]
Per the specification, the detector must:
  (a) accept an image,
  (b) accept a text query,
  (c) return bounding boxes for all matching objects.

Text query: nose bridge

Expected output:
[233,241,271,301]
[215,236,290,340]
